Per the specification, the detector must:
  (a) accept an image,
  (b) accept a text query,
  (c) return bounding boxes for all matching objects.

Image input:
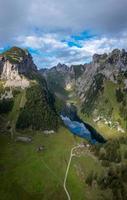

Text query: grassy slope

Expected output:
[2,47,27,64]
[80,81,127,139]
[0,85,109,200]
[0,126,112,200]
[100,81,123,123]
[0,128,79,200]
[8,90,26,137]
[1,77,126,199]
[68,155,112,200]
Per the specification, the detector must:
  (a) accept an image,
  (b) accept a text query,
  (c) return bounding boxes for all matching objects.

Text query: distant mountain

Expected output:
[0,47,59,133]
[39,63,86,99]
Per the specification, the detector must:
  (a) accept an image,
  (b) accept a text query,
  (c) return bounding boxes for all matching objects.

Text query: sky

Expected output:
[0,0,127,68]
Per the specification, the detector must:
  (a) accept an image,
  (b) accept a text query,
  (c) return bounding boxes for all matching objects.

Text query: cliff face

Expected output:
[0,47,37,88]
[76,49,127,102]
[0,47,59,132]
[39,63,86,99]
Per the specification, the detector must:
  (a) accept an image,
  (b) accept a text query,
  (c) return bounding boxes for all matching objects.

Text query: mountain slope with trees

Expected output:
[0,47,59,133]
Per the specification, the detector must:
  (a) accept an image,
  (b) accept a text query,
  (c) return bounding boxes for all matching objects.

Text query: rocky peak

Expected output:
[93,49,127,68]
[74,49,127,103]
[40,63,69,76]
[93,53,108,63]
[55,63,69,72]
[70,64,86,72]
[0,47,37,88]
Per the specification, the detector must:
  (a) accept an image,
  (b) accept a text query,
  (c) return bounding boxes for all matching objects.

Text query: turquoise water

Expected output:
[61,115,97,144]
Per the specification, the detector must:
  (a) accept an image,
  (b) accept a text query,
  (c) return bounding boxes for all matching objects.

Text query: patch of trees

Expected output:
[97,163,127,200]
[86,139,127,199]
[99,140,121,163]
[119,137,127,145]
[116,88,124,103]
[124,150,127,159]
[115,87,127,123]
[119,101,127,122]
[16,84,59,131]
[86,160,127,200]
[124,70,127,78]
[85,171,97,186]
[0,99,14,114]
[92,140,121,164]
[12,89,21,97]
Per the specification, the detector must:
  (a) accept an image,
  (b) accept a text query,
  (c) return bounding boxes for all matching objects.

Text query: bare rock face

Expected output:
[76,49,127,101]
[0,47,37,88]
[39,62,86,98]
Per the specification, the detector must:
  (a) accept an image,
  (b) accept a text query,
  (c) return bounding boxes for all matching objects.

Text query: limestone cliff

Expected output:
[0,47,37,89]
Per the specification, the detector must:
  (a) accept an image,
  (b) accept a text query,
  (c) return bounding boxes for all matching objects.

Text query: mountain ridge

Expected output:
[40,48,127,137]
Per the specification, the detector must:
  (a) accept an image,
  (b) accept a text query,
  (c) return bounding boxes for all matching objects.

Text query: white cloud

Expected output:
[1,0,127,45]
[1,0,127,67]
[16,33,127,68]
[17,34,67,50]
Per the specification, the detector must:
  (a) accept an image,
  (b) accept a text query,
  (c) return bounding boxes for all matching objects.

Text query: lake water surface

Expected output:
[61,115,106,144]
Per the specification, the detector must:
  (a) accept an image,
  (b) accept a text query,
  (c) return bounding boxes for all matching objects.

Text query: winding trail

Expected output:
[63,145,84,200]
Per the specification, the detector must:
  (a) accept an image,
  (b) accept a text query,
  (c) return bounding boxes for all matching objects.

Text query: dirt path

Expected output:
[63,145,84,200]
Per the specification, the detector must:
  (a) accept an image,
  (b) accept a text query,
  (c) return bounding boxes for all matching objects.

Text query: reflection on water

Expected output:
[61,115,97,144]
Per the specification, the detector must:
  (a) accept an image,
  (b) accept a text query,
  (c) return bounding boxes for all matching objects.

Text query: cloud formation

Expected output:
[1,0,127,67]
[17,33,127,68]
[1,0,127,43]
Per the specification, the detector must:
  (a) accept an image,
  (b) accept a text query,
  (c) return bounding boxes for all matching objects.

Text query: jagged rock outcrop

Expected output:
[39,63,86,98]
[0,47,37,89]
[39,49,127,102]
[76,49,127,101]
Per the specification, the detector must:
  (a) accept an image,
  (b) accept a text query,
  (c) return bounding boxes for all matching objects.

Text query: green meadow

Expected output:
[0,126,110,200]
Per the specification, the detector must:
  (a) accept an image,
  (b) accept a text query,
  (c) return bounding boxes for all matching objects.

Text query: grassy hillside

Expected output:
[0,127,114,200]
[0,128,82,200]
[81,73,127,139]
[1,128,127,200]
[1,47,28,64]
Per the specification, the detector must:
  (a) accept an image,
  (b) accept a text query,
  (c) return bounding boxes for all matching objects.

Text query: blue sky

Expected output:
[0,0,127,68]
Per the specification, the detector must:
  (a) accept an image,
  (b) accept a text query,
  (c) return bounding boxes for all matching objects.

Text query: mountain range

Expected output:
[0,47,127,138]
[0,47,127,200]
[40,49,127,138]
